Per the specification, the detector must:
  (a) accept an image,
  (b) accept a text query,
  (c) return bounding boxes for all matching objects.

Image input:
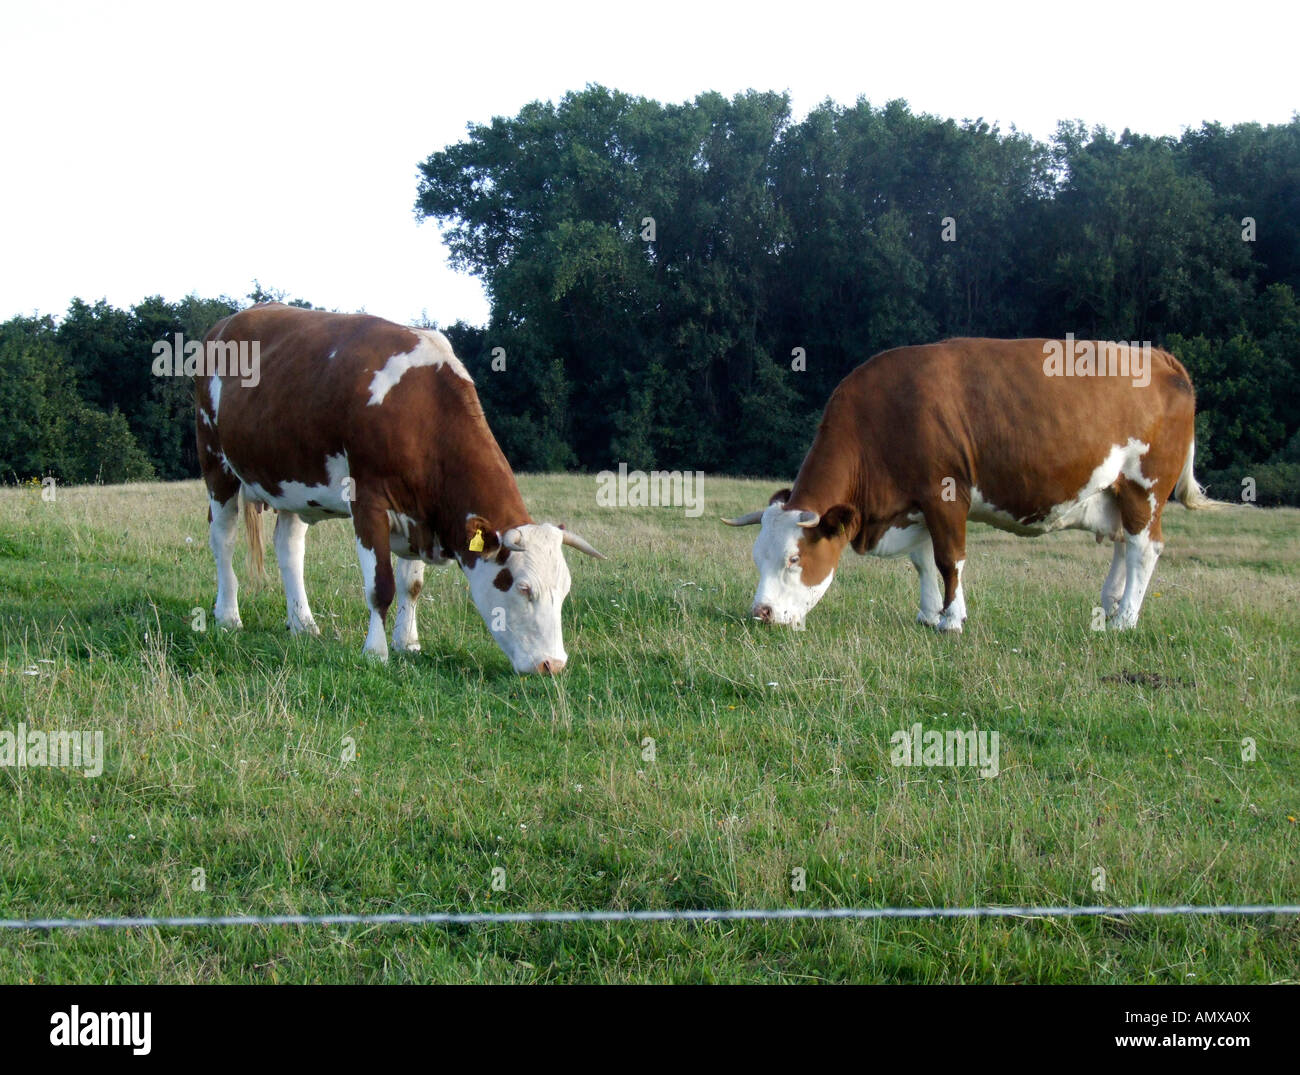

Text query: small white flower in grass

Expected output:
[767,682,778,688]
[185,537,193,544]
[574,784,584,793]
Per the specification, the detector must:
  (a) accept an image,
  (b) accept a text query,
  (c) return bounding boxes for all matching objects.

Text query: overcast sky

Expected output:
[3,0,1295,328]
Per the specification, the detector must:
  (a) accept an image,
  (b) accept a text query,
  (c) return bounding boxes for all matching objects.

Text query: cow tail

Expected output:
[241,492,266,581]
[1174,439,1219,510]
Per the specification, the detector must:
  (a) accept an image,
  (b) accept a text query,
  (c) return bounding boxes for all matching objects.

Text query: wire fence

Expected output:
[4,903,1298,931]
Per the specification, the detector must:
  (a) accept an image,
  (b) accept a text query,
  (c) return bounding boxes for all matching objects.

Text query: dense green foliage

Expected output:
[3,91,1297,501]
[417,89,1300,494]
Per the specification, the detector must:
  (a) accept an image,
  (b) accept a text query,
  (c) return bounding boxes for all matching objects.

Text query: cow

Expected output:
[724,337,1216,632]
[195,303,603,673]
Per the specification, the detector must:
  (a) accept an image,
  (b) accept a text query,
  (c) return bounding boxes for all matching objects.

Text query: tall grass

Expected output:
[0,476,1296,982]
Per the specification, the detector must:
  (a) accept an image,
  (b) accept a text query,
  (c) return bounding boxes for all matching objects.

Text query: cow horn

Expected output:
[795,511,820,528]
[502,528,526,552]
[561,529,606,560]
[721,509,766,526]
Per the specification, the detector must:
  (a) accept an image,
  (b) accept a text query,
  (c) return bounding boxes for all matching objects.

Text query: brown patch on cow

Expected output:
[408,578,423,601]
[769,487,792,506]
[493,568,513,591]
[495,546,511,565]
[794,506,858,587]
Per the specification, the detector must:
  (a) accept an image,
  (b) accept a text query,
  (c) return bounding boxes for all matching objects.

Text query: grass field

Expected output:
[0,475,1297,983]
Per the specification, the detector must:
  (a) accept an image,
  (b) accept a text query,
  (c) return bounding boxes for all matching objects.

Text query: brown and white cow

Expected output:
[725,337,1215,631]
[195,303,603,673]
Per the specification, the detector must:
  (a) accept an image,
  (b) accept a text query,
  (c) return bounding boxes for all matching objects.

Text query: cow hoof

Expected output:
[362,645,389,662]
[1107,612,1138,631]
[917,610,942,628]
[215,616,243,631]
[288,619,320,637]
[393,640,421,653]
[936,613,965,634]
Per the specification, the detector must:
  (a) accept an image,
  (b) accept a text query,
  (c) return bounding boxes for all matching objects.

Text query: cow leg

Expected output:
[1101,538,1126,618]
[353,507,396,661]
[391,557,425,653]
[1109,513,1164,630]
[923,506,968,633]
[208,492,243,629]
[273,511,320,636]
[908,533,944,627]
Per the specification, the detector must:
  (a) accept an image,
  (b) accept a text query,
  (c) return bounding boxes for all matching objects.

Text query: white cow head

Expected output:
[459,516,604,674]
[724,489,858,629]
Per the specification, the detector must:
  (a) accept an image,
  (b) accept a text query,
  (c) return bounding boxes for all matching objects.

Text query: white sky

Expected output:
[2,0,1295,328]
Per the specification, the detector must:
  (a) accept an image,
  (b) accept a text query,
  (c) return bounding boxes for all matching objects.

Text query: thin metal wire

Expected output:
[3,903,1297,930]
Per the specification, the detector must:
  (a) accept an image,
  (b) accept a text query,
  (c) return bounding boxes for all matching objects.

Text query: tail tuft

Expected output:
[241,492,266,581]
[1174,440,1221,510]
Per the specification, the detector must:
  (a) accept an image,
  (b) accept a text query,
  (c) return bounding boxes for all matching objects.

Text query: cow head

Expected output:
[723,489,858,629]
[459,516,604,674]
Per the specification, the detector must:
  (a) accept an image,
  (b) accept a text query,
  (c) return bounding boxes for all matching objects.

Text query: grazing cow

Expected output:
[195,303,603,673]
[724,337,1215,631]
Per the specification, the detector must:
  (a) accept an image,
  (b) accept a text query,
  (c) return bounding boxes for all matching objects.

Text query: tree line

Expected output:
[3,89,1298,502]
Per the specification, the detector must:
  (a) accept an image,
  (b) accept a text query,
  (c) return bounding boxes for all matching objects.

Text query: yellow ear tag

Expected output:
[469,528,485,553]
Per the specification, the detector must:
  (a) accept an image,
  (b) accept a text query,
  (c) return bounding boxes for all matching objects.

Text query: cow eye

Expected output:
[788,554,800,567]
[517,581,533,599]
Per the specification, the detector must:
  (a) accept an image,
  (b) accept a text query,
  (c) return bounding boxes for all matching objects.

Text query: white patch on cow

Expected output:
[870,521,927,558]
[749,504,834,628]
[208,375,222,423]
[969,439,1149,539]
[938,559,966,632]
[1109,525,1162,630]
[274,511,319,636]
[355,539,389,660]
[328,348,338,360]
[208,495,242,629]
[904,531,943,627]
[200,406,214,429]
[367,330,470,406]
[239,452,353,522]
[459,523,570,674]
[392,557,425,652]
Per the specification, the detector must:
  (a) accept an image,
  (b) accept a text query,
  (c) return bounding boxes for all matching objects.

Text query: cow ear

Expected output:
[464,514,501,555]
[769,487,792,506]
[817,504,859,540]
